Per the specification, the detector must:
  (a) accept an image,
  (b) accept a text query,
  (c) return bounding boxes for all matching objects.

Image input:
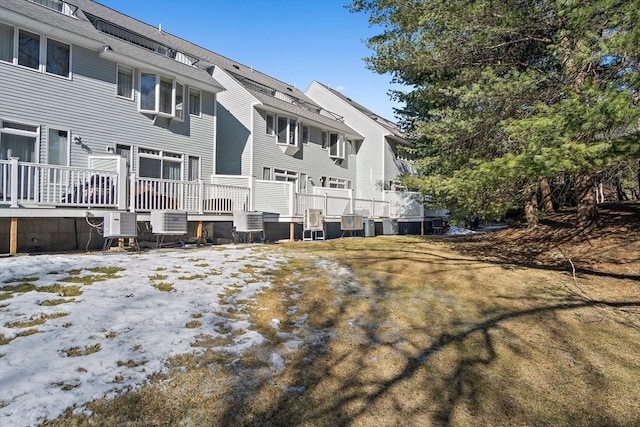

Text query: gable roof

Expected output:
[66,0,359,136]
[311,81,409,145]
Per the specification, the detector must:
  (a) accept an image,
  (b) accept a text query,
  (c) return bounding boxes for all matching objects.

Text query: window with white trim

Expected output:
[46,38,70,77]
[329,133,345,159]
[116,65,134,99]
[328,177,351,189]
[47,128,69,179]
[276,116,297,146]
[138,148,182,180]
[262,167,271,180]
[18,30,40,70]
[0,22,15,63]
[0,120,39,162]
[138,72,184,119]
[188,155,200,181]
[273,168,297,182]
[266,113,275,136]
[189,89,201,117]
[0,25,70,78]
[298,172,308,192]
[175,83,184,120]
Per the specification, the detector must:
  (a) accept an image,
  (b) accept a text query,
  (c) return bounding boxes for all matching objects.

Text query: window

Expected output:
[276,116,297,146]
[189,89,201,117]
[302,125,310,145]
[328,177,350,189]
[18,30,40,70]
[138,72,184,119]
[47,129,68,166]
[0,22,14,63]
[138,148,182,180]
[273,168,297,182]
[47,128,68,179]
[188,155,199,181]
[46,38,70,77]
[0,121,38,162]
[321,131,328,149]
[298,172,308,193]
[175,83,184,120]
[262,167,271,180]
[266,113,275,135]
[116,65,134,99]
[329,133,345,159]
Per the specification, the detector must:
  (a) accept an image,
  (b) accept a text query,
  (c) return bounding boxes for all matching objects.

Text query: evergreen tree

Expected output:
[350,0,640,225]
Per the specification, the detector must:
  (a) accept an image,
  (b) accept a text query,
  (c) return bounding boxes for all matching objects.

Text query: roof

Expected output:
[0,0,223,91]
[70,0,359,135]
[312,81,409,144]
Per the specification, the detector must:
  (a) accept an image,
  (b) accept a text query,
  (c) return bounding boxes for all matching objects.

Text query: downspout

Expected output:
[212,92,218,178]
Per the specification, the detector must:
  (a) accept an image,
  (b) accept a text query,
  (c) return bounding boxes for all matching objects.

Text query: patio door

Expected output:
[0,130,38,201]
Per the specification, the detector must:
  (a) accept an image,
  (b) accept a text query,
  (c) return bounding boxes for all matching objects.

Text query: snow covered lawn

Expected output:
[0,246,288,426]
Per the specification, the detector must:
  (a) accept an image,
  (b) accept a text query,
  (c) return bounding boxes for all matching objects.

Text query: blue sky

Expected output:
[98,0,402,121]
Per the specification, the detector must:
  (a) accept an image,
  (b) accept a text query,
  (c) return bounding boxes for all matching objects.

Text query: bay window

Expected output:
[329,133,345,159]
[276,116,297,146]
[138,72,184,119]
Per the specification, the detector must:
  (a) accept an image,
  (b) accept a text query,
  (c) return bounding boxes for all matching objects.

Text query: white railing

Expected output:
[295,193,391,219]
[1,162,422,221]
[0,159,120,208]
[131,175,250,214]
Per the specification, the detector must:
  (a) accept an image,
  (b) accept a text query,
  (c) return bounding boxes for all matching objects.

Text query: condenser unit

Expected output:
[304,209,324,231]
[340,214,364,231]
[103,211,137,238]
[233,211,264,232]
[151,210,188,235]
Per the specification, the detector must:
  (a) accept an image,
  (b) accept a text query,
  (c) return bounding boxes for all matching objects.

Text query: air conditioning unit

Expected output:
[233,211,264,232]
[304,209,323,231]
[151,210,187,235]
[340,214,364,231]
[103,211,137,238]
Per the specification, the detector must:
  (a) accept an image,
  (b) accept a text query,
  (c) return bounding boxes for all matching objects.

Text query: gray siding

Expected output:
[306,82,398,199]
[252,109,356,191]
[0,34,216,178]
[213,67,253,176]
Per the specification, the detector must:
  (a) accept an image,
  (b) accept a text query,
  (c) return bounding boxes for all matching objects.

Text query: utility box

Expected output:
[364,218,375,237]
[382,219,397,235]
[340,214,364,231]
[103,212,137,238]
[233,211,264,233]
[304,209,324,231]
[150,210,187,235]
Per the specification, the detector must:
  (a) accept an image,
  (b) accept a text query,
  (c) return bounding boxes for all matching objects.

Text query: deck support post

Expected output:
[421,219,425,236]
[289,222,295,242]
[196,221,204,245]
[10,217,18,255]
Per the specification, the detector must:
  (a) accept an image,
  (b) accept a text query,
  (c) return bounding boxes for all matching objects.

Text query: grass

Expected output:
[40,237,640,426]
[62,344,101,357]
[5,312,69,328]
[154,282,174,292]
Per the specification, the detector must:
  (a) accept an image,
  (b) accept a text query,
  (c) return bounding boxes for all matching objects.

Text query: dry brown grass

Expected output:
[44,232,640,426]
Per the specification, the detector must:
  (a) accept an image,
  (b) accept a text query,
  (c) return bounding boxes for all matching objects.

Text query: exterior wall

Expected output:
[213,67,253,176]
[305,82,399,200]
[0,29,217,179]
[252,108,356,191]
